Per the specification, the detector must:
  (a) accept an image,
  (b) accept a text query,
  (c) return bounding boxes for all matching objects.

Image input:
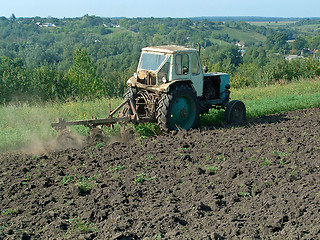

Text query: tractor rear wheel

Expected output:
[224,100,246,124]
[157,84,200,131]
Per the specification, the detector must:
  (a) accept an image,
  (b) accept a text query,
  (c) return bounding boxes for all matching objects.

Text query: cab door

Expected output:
[190,53,203,96]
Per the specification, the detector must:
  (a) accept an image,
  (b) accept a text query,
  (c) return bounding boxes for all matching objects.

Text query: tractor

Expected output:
[52,45,246,132]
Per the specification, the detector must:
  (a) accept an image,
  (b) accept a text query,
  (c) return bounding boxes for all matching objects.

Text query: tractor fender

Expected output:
[127,76,138,87]
[158,80,195,93]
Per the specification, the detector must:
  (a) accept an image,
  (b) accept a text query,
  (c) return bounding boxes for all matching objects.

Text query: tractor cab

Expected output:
[129,45,205,96]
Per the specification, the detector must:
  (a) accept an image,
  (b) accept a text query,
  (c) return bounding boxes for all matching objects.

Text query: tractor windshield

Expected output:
[138,53,167,71]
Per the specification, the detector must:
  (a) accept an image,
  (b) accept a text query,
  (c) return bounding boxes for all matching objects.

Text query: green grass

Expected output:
[0,79,319,153]
[67,218,97,234]
[231,78,320,118]
[249,21,297,27]
[134,173,157,183]
[214,26,266,43]
[3,208,18,215]
[204,165,219,174]
[295,24,320,33]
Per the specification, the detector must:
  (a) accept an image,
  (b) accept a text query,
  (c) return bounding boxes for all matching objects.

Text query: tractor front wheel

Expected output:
[224,100,246,124]
[157,84,200,131]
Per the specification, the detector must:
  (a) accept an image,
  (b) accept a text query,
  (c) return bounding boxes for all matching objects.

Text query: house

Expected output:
[102,23,120,28]
[39,23,56,28]
[285,55,304,61]
[235,42,245,48]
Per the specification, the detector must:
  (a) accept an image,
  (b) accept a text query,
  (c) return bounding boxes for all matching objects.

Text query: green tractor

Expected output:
[123,45,245,131]
[52,45,245,132]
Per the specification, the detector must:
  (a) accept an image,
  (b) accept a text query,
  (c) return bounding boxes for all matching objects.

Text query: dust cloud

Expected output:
[21,130,86,155]
[2,105,87,154]
[2,104,136,154]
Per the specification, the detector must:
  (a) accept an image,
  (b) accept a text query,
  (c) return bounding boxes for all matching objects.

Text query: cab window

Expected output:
[175,54,189,75]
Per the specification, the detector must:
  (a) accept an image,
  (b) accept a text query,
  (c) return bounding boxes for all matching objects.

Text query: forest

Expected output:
[0,15,320,104]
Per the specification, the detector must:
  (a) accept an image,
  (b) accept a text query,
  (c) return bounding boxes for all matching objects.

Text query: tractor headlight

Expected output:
[162,76,167,83]
[133,72,138,79]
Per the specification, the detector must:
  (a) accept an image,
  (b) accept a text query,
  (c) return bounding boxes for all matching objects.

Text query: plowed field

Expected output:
[1,108,320,240]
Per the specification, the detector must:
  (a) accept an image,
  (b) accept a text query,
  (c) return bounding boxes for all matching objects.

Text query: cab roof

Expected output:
[141,45,198,54]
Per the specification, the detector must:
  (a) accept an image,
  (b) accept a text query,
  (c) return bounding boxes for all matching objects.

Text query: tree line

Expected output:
[0,16,319,104]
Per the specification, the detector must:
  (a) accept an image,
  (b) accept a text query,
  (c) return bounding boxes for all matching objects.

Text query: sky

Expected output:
[1,0,319,19]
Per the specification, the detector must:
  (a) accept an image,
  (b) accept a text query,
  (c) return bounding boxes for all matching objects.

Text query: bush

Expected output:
[134,122,161,139]
[232,58,320,88]
[230,74,252,88]
[231,63,260,88]
[260,58,320,85]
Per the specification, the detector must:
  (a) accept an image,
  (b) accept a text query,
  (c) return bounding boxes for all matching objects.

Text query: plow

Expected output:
[51,95,134,131]
[51,45,246,138]
[51,87,157,137]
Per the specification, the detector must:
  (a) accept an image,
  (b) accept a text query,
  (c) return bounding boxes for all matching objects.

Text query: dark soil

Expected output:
[1,108,320,240]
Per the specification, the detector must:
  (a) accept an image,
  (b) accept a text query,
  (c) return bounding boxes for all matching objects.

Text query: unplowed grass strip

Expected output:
[231,78,320,118]
[1,79,319,152]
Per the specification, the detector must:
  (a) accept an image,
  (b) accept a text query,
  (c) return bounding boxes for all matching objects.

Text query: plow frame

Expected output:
[51,87,159,132]
[51,97,137,131]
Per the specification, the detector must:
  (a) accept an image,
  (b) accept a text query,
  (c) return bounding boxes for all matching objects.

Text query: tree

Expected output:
[243,46,268,67]
[293,36,307,51]
[9,14,16,22]
[201,45,242,70]
[265,32,290,52]
[0,16,7,22]
[310,35,320,50]
[67,48,103,98]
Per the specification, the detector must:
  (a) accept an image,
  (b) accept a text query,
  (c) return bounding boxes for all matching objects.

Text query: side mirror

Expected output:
[203,66,208,73]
